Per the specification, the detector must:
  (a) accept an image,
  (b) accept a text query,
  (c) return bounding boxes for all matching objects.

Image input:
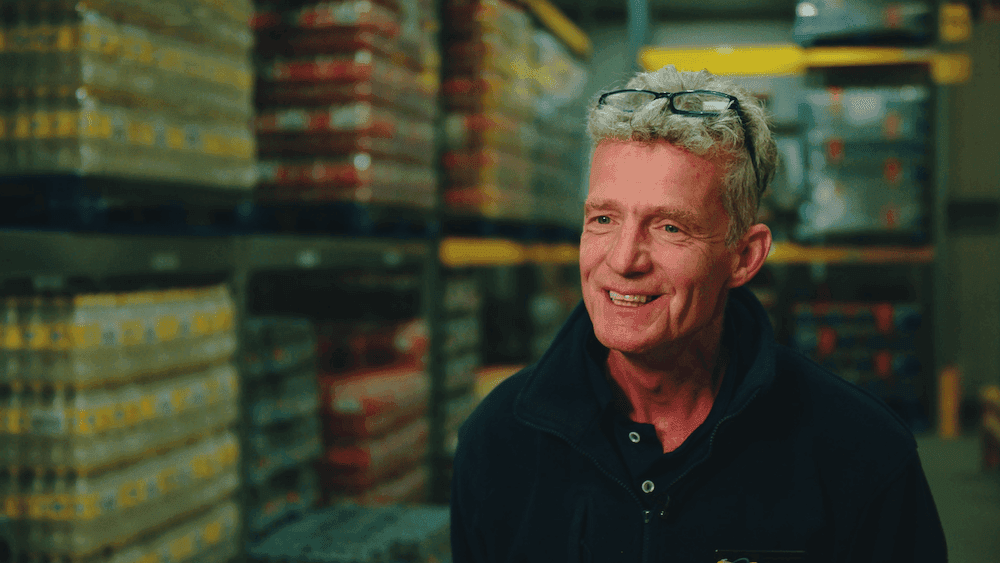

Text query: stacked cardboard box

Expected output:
[242,317,321,541]
[0,285,241,562]
[529,30,588,230]
[796,86,931,242]
[253,0,440,208]
[316,318,431,504]
[793,301,927,428]
[441,0,537,220]
[0,0,256,188]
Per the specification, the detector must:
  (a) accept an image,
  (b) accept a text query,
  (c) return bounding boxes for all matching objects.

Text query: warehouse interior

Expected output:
[0,0,998,561]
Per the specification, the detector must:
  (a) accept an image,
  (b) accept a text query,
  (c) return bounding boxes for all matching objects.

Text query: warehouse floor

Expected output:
[916,433,1000,562]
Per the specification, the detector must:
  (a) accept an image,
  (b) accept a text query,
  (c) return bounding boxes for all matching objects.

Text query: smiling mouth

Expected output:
[608,290,661,307]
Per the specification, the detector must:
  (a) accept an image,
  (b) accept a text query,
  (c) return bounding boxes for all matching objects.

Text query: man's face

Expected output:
[580,139,742,357]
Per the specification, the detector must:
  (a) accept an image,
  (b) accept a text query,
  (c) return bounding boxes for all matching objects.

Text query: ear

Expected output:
[727,223,772,289]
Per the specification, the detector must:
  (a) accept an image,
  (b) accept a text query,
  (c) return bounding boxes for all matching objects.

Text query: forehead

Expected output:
[587,140,724,214]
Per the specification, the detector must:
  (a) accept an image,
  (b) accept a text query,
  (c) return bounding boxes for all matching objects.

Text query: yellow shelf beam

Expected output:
[440,237,580,268]
[639,44,970,84]
[767,242,935,265]
[521,0,592,60]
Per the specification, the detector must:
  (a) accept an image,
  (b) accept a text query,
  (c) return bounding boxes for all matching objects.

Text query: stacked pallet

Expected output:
[316,318,431,504]
[0,285,241,562]
[0,0,256,188]
[253,0,440,209]
[441,0,537,221]
[242,317,321,542]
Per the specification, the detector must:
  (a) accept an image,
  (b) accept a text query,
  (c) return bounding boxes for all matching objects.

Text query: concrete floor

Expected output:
[916,433,1000,562]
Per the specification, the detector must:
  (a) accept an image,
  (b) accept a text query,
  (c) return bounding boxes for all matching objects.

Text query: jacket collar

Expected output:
[513,286,778,445]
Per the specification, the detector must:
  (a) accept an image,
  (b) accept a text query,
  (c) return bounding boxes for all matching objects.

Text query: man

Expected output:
[451,65,947,562]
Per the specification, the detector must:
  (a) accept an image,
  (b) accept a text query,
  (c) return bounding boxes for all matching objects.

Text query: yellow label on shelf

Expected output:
[50,494,73,520]
[33,111,54,139]
[76,410,94,435]
[158,468,178,494]
[75,494,100,520]
[95,405,113,432]
[27,322,52,350]
[4,325,23,349]
[14,114,31,140]
[140,395,155,420]
[70,323,101,349]
[941,3,972,43]
[129,121,155,146]
[124,399,141,425]
[82,110,112,140]
[7,409,21,434]
[56,25,79,51]
[4,496,22,519]
[170,535,194,560]
[205,520,222,544]
[28,495,50,519]
[155,315,180,341]
[202,133,226,157]
[193,313,211,336]
[121,320,143,346]
[171,388,190,411]
[166,127,185,151]
[118,481,142,508]
[191,455,212,479]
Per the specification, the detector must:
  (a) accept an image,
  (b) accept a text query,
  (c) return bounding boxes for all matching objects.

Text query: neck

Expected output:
[604,315,728,426]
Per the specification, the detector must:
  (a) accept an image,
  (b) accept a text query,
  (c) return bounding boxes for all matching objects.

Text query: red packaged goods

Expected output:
[317,318,429,372]
[446,34,529,78]
[255,103,398,135]
[442,74,537,119]
[324,398,427,440]
[289,0,402,36]
[443,112,537,154]
[261,50,405,84]
[442,148,532,192]
[444,0,532,48]
[256,80,437,120]
[444,185,532,220]
[256,156,436,206]
[256,27,400,60]
[320,417,429,486]
[318,364,429,417]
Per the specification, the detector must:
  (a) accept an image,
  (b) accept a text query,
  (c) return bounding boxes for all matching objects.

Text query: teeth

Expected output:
[609,291,649,303]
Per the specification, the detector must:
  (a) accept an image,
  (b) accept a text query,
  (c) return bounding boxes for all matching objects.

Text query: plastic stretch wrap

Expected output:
[0,430,239,556]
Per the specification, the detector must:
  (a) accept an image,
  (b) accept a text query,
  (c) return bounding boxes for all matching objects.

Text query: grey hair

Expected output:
[587,65,777,247]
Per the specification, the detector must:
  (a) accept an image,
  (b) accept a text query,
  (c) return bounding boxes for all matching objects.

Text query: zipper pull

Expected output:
[643,510,652,524]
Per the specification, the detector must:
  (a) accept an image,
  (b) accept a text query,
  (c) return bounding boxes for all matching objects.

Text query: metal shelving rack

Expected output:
[638,6,972,431]
[0,0,593,559]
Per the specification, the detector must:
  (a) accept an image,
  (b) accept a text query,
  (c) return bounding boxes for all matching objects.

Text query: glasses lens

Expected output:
[673,92,734,113]
[602,91,657,112]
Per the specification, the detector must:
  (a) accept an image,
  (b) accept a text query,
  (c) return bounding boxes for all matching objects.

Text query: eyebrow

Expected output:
[584,199,700,224]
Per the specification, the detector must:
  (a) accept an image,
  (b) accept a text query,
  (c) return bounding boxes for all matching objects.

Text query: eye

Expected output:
[596,216,611,224]
[664,224,680,233]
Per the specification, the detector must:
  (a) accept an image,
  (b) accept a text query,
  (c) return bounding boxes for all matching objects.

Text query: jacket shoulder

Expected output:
[459,365,533,439]
[774,345,918,456]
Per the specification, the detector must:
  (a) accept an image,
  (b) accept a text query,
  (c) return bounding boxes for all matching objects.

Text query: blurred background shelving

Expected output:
[1,0,999,562]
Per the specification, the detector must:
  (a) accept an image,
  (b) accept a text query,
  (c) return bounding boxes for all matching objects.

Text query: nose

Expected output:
[605,220,652,276]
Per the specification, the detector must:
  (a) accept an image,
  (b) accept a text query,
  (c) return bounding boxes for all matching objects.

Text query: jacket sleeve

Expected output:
[450,429,489,563]
[845,451,948,562]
